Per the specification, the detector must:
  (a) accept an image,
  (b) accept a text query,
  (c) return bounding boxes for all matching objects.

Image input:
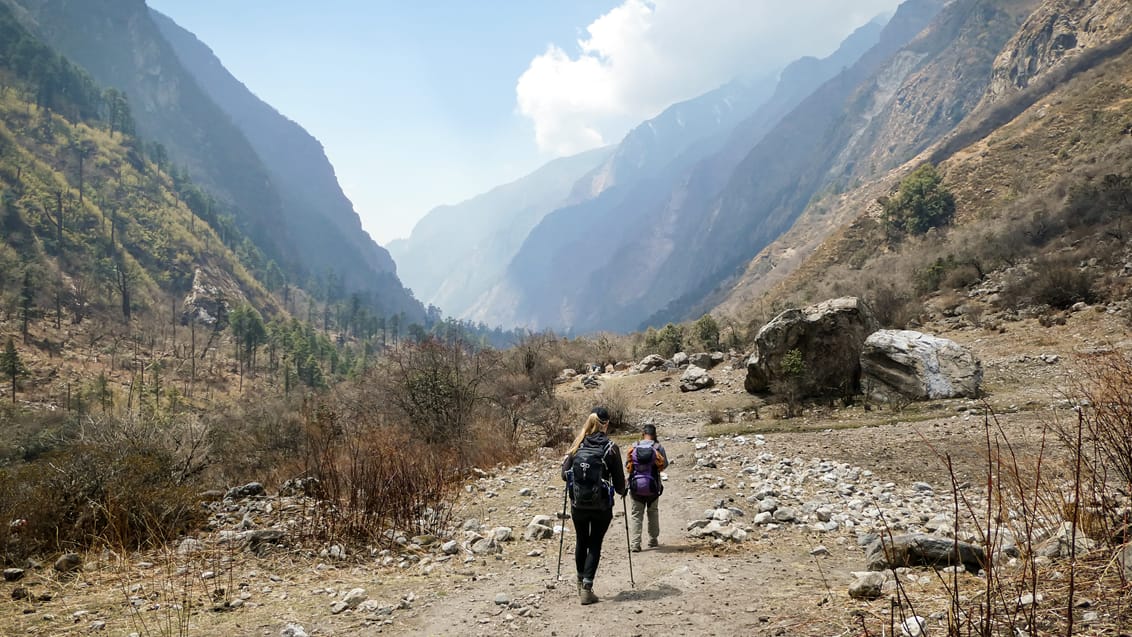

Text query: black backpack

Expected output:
[570,438,613,509]
[629,442,661,498]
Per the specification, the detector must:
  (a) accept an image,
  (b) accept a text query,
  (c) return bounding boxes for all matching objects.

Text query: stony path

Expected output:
[405,413,852,637]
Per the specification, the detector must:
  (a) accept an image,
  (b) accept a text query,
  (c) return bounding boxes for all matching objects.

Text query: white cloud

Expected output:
[516,0,904,155]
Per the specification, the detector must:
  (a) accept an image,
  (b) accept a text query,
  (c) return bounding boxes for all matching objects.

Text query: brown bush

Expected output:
[204,394,305,485]
[1003,258,1097,310]
[0,441,204,564]
[596,384,633,433]
[295,402,460,548]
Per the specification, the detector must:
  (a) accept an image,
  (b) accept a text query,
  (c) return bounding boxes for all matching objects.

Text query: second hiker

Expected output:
[625,423,668,552]
[561,406,626,605]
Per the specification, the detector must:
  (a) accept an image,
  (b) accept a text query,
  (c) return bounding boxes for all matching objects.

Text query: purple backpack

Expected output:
[629,443,661,497]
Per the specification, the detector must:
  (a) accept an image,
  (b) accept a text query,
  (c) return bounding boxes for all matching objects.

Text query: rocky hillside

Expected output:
[714,0,1132,320]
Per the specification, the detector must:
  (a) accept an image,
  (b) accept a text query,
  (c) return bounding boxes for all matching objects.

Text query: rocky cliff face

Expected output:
[715,0,1132,323]
[988,0,1132,98]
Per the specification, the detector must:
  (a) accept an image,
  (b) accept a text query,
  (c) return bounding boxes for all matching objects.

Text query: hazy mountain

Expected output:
[388,146,611,316]
[150,11,405,295]
[642,0,1034,327]
[466,10,897,331]
[4,0,423,320]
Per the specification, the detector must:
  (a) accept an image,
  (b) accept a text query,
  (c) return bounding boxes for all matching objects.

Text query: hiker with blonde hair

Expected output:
[560,406,626,605]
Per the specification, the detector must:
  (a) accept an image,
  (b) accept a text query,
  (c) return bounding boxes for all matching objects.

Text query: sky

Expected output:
[146,0,903,246]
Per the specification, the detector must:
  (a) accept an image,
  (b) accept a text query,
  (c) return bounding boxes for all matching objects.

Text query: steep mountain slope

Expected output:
[715,0,1132,320]
[4,0,423,320]
[150,11,413,309]
[466,10,898,332]
[0,0,272,329]
[641,0,1033,328]
[387,146,611,316]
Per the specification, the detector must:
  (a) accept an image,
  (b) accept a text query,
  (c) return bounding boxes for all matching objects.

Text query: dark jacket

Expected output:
[561,432,627,504]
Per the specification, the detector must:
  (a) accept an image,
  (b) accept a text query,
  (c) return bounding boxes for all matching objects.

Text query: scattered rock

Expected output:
[243,529,286,554]
[278,476,321,497]
[635,354,668,374]
[680,365,715,392]
[866,534,985,572]
[494,593,510,606]
[343,588,367,609]
[524,524,553,541]
[176,538,203,556]
[3,568,24,582]
[53,553,82,574]
[848,571,886,600]
[225,482,266,500]
[901,616,928,637]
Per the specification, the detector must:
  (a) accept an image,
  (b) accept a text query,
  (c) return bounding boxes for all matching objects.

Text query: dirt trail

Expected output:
[407,416,847,637]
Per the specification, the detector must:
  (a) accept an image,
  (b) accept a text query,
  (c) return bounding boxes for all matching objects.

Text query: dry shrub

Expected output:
[596,383,633,433]
[1003,257,1096,311]
[204,394,305,485]
[0,440,204,564]
[865,366,1132,637]
[1062,350,1132,496]
[866,281,923,329]
[296,401,459,548]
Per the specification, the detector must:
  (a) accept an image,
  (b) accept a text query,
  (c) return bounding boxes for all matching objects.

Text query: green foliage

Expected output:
[781,349,806,377]
[693,314,721,351]
[375,338,498,445]
[0,4,106,123]
[1,337,25,403]
[881,164,956,238]
[656,323,684,358]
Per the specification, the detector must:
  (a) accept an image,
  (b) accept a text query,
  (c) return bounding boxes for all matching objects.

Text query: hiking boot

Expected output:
[579,584,599,605]
[630,544,641,553]
[647,538,659,548]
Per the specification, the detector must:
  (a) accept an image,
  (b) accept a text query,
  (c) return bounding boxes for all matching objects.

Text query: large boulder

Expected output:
[688,352,717,369]
[860,330,982,401]
[865,533,986,572]
[745,297,879,397]
[634,354,667,374]
[679,365,714,392]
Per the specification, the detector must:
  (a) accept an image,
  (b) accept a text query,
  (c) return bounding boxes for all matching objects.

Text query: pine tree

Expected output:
[1,337,26,403]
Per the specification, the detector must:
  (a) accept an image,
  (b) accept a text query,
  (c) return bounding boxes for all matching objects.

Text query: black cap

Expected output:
[592,406,610,423]
[642,424,657,437]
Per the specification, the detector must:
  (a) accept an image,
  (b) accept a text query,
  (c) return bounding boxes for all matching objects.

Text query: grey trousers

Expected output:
[629,496,660,549]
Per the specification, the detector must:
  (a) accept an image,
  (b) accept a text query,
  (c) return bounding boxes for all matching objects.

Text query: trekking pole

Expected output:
[623,495,635,588]
[555,483,569,581]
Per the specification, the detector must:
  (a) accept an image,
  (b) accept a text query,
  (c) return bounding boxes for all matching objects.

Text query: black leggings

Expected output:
[572,506,613,583]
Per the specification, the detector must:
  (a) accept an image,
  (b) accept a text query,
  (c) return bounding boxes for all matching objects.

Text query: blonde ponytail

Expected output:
[566,413,604,456]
